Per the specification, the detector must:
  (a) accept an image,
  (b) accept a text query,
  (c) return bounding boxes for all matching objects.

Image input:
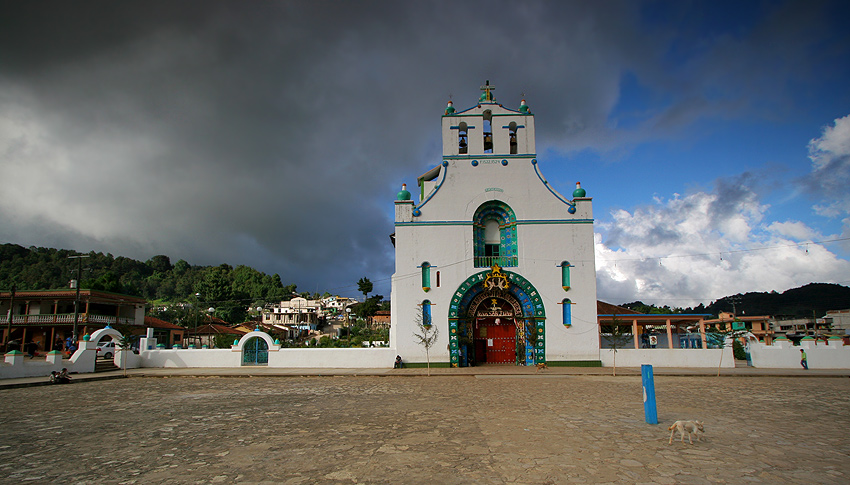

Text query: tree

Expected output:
[601,316,633,376]
[117,333,134,377]
[412,307,439,376]
[357,277,373,300]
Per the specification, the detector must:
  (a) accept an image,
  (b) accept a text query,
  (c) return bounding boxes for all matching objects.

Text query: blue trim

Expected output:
[413,163,448,216]
[443,154,536,159]
[501,125,525,129]
[396,219,593,227]
[532,159,575,209]
[450,125,476,130]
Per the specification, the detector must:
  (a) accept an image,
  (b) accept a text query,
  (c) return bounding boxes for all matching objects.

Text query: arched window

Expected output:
[458,122,468,154]
[421,300,432,327]
[560,261,572,291]
[482,110,493,153]
[473,201,518,267]
[562,299,572,327]
[436,271,440,288]
[421,262,431,292]
[509,121,518,154]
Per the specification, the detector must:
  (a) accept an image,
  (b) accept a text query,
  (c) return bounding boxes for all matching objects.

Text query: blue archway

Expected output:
[448,266,546,367]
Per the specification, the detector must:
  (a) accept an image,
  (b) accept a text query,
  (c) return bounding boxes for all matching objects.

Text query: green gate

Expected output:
[242,337,269,366]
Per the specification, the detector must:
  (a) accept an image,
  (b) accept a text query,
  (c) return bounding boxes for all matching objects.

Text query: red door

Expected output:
[474,319,516,364]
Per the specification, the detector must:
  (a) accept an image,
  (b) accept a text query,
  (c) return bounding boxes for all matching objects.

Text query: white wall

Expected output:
[600,348,734,368]
[749,340,850,369]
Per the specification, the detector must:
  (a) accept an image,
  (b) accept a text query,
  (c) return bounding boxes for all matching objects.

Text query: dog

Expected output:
[535,362,548,372]
[668,420,705,445]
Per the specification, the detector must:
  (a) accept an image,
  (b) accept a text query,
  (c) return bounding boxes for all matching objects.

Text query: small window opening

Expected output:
[509,122,518,154]
[483,110,493,153]
[436,270,440,288]
[458,122,468,154]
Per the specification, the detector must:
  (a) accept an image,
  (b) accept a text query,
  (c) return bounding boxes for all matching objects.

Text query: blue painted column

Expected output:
[641,364,658,425]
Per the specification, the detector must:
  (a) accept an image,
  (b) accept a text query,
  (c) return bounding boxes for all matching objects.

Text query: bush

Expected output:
[732,339,747,360]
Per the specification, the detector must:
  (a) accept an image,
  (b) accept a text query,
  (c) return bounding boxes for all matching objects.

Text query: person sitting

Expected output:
[394,355,404,368]
[57,368,71,384]
[49,371,59,384]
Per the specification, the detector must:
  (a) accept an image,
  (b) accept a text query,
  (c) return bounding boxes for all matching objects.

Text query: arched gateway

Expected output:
[448,266,546,367]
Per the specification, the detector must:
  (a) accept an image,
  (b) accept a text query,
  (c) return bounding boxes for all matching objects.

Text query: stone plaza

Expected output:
[1,372,848,483]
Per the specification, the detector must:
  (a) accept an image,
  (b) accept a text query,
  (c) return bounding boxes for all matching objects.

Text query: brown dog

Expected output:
[535,362,548,372]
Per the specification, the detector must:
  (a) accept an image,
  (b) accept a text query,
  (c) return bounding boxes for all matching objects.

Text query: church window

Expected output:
[421,262,431,292]
[436,271,440,288]
[421,300,432,327]
[458,122,468,154]
[483,110,493,153]
[562,299,572,326]
[473,201,518,267]
[560,261,572,290]
[509,122,518,154]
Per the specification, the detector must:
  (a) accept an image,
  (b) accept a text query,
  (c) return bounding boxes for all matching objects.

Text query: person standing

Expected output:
[800,349,808,369]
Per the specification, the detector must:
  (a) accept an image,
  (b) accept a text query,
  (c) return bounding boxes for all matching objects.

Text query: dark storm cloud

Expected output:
[0,1,845,296]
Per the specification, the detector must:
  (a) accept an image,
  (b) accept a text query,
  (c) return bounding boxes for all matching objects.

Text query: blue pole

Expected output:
[641,364,658,425]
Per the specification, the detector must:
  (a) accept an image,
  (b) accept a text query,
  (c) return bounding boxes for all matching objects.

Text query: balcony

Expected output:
[6,314,139,326]
[474,256,518,268]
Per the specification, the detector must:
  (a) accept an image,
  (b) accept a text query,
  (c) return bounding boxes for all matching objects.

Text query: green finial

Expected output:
[397,183,411,201]
[573,182,586,198]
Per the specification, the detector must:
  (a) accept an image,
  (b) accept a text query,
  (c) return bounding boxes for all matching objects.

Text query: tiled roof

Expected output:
[597,301,641,315]
[144,316,185,330]
[194,324,247,336]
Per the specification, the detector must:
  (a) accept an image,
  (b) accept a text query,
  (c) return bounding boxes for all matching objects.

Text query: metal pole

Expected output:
[4,284,16,349]
[68,255,90,341]
[641,364,659,425]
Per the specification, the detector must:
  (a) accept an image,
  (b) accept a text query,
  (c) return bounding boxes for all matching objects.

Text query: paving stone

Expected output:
[1,375,849,483]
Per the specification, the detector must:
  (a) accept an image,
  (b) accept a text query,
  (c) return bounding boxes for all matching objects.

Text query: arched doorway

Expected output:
[448,266,546,367]
[242,337,268,366]
[470,295,522,364]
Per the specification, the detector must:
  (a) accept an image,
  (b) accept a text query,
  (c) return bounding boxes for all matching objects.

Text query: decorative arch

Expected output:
[448,267,545,367]
[473,201,518,268]
[89,327,123,344]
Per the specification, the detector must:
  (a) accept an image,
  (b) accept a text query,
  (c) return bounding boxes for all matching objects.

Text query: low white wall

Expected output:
[137,347,397,368]
[140,349,241,368]
[601,348,733,368]
[749,340,850,369]
[267,347,396,368]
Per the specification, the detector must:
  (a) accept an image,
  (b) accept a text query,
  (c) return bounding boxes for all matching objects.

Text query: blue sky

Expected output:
[1,0,849,307]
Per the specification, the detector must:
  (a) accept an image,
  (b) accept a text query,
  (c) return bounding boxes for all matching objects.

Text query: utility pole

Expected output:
[68,254,90,341]
[4,284,16,349]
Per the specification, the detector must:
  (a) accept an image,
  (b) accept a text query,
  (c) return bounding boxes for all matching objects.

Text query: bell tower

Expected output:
[441,80,536,157]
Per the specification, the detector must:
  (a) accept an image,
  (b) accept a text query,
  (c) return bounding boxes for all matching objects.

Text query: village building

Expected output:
[261,297,324,331]
[1,288,145,353]
[391,82,598,367]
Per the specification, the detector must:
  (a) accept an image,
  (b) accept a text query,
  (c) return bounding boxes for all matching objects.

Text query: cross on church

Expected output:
[480,80,495,101]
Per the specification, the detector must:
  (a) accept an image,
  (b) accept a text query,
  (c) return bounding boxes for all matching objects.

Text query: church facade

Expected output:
[390,82,599,366]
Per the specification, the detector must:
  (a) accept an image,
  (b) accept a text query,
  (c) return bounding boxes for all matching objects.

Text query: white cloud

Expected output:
[595,181,850,307]
[805,114,850,219]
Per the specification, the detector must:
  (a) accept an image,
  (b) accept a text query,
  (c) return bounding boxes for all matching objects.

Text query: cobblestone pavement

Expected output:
[1,375,848,484]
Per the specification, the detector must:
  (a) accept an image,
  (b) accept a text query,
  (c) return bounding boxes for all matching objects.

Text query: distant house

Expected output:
[262,297,325,331]
[702,312,775,344]
[1,288,145,352]
[822,309,850,335]
[143,316,185,348]
[190,323,247,348]
[369,310,391,328]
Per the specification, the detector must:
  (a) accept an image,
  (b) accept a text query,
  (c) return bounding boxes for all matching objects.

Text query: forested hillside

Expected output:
[0,243,300,322]
[622,283,850,319]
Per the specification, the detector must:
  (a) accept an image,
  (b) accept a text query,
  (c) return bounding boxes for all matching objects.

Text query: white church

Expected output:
[390,82,600,367]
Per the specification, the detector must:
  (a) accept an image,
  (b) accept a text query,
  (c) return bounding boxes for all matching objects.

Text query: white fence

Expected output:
[601,348,733,368]
[749,339,850,369]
